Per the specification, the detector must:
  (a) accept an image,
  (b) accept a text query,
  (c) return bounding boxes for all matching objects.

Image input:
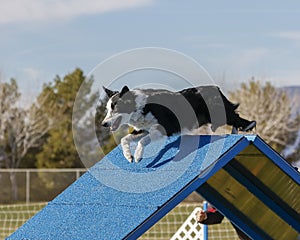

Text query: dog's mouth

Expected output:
[110,116,122,131]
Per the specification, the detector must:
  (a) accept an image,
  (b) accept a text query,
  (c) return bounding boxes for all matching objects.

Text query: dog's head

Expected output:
[101,86,136,131]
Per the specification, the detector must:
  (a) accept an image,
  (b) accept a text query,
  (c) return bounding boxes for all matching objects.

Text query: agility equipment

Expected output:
[8,135,300,239]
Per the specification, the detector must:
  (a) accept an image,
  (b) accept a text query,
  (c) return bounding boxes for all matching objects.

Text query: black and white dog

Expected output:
[102,85,256,162]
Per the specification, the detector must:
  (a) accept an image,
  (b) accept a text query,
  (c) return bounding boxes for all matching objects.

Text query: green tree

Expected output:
[229,79,300,161]
[36,69,99,168]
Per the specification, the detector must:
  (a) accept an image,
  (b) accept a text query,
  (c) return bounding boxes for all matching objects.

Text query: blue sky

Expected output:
[1,0,300,101]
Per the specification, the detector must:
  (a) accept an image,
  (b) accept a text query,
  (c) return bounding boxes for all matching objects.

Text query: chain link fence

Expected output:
[0,169,86,204]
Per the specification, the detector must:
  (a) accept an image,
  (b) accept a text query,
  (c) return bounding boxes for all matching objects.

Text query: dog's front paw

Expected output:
[123,152,133,163]
[134,143,144,163]
[134,155,142,163]
[121,137,133,163]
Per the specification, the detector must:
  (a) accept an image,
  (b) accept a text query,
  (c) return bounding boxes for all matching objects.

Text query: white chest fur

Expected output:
[129,111,158,131]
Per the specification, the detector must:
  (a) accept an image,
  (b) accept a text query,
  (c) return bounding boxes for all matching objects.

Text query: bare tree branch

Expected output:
[229,80,300,157]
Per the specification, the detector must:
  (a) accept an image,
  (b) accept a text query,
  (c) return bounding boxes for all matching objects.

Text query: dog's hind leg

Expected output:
[134,124,164,162]
[239,119,256,132]
[227,113,256,132]
[121,130,148,162]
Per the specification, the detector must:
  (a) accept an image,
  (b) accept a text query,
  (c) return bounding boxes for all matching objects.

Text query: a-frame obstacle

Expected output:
[8,135,300,239]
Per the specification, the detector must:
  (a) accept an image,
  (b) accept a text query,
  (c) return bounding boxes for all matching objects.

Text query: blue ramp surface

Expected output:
[8,135,300,240]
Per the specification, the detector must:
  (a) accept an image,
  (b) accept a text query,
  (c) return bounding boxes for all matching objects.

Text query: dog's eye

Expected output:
[111,103,115,110]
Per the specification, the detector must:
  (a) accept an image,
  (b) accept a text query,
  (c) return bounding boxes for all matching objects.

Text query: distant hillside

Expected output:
[283,85,300,94]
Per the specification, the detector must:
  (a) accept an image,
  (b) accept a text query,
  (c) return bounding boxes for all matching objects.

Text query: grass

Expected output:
[0,202,46,239]
[0,202,238,240]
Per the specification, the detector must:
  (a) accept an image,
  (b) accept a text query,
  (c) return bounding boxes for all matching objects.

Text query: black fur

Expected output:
[141,86,255,135]
[103,86,118,98]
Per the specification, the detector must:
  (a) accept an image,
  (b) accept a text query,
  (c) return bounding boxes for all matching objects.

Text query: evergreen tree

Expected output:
[36,69,99,168]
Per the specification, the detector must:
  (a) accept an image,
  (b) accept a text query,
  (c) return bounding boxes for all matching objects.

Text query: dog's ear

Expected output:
[120,86,129,97]
[103,86,118,98]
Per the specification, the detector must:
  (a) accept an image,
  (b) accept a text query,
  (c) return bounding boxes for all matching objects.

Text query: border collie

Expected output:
[102,85,256,162]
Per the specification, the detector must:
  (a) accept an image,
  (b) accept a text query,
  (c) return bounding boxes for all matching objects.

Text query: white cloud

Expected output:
[23,67,41,80]
[211,47,300,88]
[274,31,300,41]
[267,71,300,87]
[232,47,269,70]
[0,0,153,24]
[21,67,45,96]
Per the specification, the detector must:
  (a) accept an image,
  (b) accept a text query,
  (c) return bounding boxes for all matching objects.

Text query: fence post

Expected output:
[76,170,80,180]
[26,170,30,204]
[203,201,208,240]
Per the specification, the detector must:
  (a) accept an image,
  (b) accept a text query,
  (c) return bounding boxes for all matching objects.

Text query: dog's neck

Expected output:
[128,111,157,131]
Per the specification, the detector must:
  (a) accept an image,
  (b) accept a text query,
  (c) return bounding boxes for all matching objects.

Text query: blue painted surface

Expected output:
[8,134,245,240]
[8,134,300,239]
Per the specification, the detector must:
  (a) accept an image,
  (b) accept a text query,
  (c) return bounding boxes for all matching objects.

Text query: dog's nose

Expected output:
[102,122,109,127]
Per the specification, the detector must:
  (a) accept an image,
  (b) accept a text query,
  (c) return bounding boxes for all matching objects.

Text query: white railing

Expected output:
[0,168,87,203]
